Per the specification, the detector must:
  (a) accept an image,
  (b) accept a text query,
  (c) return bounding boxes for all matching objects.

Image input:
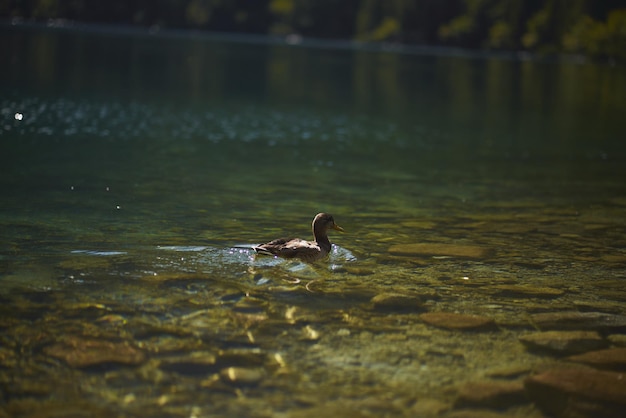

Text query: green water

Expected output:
[1,25,626,417]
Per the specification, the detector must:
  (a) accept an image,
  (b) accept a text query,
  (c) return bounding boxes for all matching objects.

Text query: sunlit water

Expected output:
[1,24,626,417]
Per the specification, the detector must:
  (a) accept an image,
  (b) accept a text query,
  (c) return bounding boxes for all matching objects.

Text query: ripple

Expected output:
[157,246,208,252]
[70,250,128,256]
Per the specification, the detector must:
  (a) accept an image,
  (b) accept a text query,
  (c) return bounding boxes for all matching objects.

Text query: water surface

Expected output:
[1,24,626,417]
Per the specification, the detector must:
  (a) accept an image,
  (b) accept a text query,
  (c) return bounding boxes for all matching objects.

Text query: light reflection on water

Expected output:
[153,244,357,279]
[1,24,626,418]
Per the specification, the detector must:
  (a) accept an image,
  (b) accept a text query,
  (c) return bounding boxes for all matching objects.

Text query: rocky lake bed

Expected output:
[2,202,626,418]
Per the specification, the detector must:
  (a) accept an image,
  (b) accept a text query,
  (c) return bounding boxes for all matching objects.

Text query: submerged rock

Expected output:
[0,346,17,368]
[300,325,321,341]
[519,331,607,355]
[445,409,512,418]
[370,293,423,312]
[484,365,532,379]
[530,311,626,331]
[283,401,384,418]
[3,399,117,418]
[44,337,145,368]
[455,380,527,409]
[608,334,626,347]
[388,243,491,259]
[410,398,450,416]
[216,348,267,368]
[524,368,626,418]
[567,347,626,371]
[491,284,565,299]
[220,367,264,386]
[158,352,219,376]
[419,312,495,331]
[340,265,375,276]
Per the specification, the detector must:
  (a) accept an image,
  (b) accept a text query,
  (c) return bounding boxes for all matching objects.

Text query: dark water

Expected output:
[1,24,626,417]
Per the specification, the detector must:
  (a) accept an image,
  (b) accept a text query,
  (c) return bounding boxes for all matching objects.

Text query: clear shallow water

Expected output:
[1,24,626,417]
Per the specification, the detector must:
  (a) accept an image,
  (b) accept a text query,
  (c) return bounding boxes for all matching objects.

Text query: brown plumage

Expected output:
[253,213,344,262]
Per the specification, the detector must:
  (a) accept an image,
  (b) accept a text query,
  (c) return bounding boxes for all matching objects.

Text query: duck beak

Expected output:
[333,224,345,232]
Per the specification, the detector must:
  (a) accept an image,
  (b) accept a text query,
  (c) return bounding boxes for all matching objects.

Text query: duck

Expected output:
[253,213,344,262]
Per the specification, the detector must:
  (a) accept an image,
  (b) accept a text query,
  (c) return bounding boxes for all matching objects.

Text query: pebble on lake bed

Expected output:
[301,325,321,341]
[529,311,626,331]
[608,334,626,346]
[444,409,513,418]
[419,312,495,331]
[410,398,451,416]
[219,367,264,386]
[567,347,626,371]
[490,284,565,299]
[216,349,267,368]
[518,330,607,355]
[524,367,626,418]
[158,352,219,376]
[370,293,423,311]
[44,337,146,368]
[454,380,527,409]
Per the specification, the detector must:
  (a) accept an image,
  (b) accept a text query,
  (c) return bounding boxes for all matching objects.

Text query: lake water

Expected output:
[1,24,626,418]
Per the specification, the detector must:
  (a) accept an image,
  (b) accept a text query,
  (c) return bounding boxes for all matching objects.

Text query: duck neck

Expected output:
[313,228,332,252]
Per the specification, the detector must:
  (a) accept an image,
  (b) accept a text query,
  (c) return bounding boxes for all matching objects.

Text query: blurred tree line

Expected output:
[2,0,624,61]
